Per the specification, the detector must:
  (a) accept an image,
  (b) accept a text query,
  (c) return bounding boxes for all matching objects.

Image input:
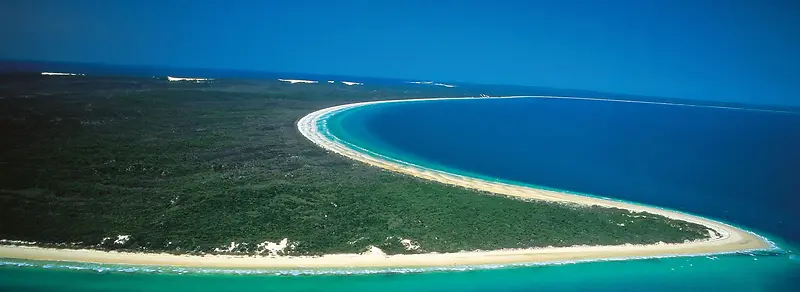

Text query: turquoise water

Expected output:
[2,96,799,291]
[1,253,798,291]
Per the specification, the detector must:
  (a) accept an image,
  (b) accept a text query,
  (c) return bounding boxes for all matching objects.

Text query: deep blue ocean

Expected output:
[1,62,799,291]
[323,97,800,291]
[330,97,800,245]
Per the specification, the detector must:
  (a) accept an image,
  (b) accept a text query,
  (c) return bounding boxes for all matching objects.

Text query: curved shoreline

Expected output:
[0,95,773,269]
[296,96,773,263]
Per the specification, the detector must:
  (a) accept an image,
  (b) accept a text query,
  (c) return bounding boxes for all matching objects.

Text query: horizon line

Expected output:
[1,58,798,112]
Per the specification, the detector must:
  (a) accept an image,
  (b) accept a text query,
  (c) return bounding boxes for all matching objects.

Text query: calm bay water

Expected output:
[329,97,800,245]
[2,96,799,291]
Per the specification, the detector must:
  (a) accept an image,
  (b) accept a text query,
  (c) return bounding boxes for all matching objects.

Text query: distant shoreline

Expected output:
[0,95,773,269]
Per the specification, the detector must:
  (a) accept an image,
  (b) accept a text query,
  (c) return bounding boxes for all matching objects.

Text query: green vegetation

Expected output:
[0,75,710,255]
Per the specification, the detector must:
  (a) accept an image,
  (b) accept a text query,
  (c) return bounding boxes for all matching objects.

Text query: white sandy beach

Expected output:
[0,96,772,269]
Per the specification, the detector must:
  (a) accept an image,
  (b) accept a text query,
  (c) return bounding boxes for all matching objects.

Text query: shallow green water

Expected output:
[2,252,799,291]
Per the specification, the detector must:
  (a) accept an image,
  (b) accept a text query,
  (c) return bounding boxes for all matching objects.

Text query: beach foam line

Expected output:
[1,249,789,275]
[0,95,775,269]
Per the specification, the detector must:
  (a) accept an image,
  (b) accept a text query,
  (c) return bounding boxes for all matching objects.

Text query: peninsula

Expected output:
[0,77,772,269]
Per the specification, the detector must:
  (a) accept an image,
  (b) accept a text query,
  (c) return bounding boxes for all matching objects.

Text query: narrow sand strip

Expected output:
[0,96,772,269]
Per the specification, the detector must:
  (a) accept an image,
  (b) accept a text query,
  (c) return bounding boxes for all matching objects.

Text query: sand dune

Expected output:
[278,79,318,84]
[167,76,211,82]
[41,72,84,76]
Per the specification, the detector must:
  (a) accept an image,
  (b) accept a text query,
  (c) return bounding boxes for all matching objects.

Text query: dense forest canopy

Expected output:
[0,76,710,255]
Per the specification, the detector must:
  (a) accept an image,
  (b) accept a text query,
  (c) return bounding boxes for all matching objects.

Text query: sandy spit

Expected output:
[0,96,772,269]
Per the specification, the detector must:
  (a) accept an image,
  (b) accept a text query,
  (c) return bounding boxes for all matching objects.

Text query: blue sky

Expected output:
[1,0,798,105]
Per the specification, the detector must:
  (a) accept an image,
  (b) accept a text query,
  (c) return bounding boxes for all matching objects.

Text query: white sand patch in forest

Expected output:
[399,238,420,251]
[361,245,386,256]
[167,76,212,82]
[278,79,318,84]
[42,72,84,76]
[255,238,291,255]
